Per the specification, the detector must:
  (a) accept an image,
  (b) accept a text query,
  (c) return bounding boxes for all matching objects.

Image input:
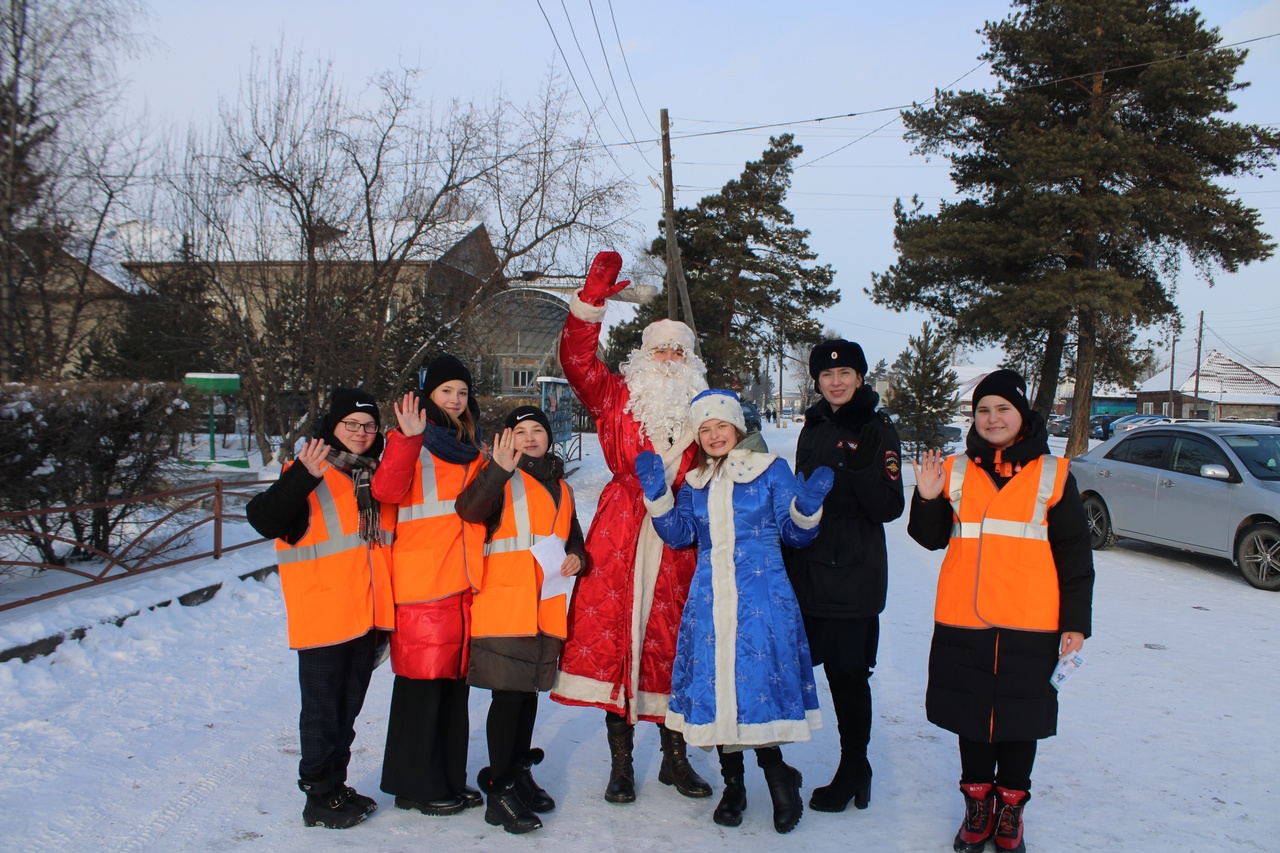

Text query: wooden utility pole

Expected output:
[1168,329,1176,414]
[660,108,700,355]
[1192,310,1204,417]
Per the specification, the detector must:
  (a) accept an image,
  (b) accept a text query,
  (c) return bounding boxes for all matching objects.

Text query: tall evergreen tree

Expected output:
[892,323,959,455]
[870,0,1279,455]
[607,135,839,387]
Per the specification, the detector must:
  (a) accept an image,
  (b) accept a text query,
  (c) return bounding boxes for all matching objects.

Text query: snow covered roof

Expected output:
[1138,350,1280,399]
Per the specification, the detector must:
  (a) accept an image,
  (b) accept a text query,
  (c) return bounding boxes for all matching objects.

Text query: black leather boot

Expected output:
[515,748,556,812]
[809,756,871,812]
[658,724,712,798]
[480,767,542,834]
[298,777,368,829]
[604,713,636,803]
[763,762,804,834]
[713,775,747,827]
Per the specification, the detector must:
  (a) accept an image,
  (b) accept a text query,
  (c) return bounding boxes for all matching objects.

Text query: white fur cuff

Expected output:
[569,291,608,324]
[790,498,823,529]
[643,488,675,518]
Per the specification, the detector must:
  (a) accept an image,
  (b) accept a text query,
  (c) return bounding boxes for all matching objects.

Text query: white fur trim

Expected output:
[790,498,823,529]
[689,391,745,434]
[641,318,696,353]
[569,291,608,324]
[685,448,776,489]
[667,708,823,750]
[643,487,675,517]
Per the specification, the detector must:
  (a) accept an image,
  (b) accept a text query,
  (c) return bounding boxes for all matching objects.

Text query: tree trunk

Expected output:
[1033,324,1067,417]
[1065,309,1098,459]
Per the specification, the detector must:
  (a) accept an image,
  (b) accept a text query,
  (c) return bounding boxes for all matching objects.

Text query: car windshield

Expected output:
[1223,433,1280,481]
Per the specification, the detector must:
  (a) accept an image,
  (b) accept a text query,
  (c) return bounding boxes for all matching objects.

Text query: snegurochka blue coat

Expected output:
[645,446,824,750]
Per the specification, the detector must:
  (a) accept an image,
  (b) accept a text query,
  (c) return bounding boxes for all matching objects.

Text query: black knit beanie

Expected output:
[972,369,1032,423]
[504,405,552,437]
[420,354,473,397]
[809,339,868,380]
[323,387,381,433]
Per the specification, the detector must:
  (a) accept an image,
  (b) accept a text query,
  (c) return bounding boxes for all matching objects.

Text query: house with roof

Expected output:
[1136,350,1280,421]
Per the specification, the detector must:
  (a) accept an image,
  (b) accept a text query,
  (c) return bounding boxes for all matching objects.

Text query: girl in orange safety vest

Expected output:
[372,355,486,819]
[909,369,1094,853]
[456,404,587,834]
[246,387,394,830]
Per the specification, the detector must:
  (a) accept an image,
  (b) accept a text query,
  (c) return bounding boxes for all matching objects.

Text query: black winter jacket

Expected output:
[784,385,905,618]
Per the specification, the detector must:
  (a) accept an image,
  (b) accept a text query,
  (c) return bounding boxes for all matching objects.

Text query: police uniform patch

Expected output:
[884,450,900,480]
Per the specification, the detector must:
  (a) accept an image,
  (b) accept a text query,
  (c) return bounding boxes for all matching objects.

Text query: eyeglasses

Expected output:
[339,419,379,434]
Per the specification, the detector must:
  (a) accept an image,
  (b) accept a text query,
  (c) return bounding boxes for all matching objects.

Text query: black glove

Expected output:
[846,423,882,470]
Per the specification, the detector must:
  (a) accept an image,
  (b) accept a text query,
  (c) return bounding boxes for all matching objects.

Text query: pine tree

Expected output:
[892,323,959,455]
[870,0,1279,456]
[607,135,839,387]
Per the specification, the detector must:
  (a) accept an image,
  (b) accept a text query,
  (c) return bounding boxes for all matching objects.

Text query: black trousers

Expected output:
[296,629,380,785]
[958,737,1037,792]
[486,690,538,779]
[380,675,471,801]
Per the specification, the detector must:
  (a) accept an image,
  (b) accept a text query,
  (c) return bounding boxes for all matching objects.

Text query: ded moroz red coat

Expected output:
[550,294,699,724]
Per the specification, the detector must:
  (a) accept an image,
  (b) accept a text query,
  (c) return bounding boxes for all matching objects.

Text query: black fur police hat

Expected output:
[809,339,868,380]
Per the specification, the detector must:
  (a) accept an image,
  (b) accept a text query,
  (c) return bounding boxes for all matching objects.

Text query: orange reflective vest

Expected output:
[390,448,483,604]
[934,454,1069,632]
[471,469,575,639]
[276,464,396,650]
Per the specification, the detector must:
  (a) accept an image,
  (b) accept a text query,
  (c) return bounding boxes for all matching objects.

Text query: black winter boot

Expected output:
[713,775,747,827]
[763,762,804,834]
[480,767,543,835]
[809,756,871,812]
[298,778,368,829]
[604,713,636,803]
[342,786,378,815]
[658,725,713,798]
[515,748,556,812]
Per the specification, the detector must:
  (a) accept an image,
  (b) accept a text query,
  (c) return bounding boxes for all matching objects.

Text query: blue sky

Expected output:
[123,0,1280,375]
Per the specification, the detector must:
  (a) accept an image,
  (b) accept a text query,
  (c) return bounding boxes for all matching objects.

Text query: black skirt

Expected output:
[802,614,880,671]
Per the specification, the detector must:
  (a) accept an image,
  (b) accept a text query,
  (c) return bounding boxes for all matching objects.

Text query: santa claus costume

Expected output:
[550,251,712,804]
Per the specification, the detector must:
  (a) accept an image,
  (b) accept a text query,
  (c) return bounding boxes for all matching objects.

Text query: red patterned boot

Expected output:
[953,782,996,853]
[993,786,1030,853]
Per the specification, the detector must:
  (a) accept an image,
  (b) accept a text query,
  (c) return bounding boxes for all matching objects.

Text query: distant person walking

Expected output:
[246,387,394,829]
[909,369,1094,853]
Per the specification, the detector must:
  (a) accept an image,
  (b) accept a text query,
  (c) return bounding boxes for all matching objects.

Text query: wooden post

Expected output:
[660,109,701,356]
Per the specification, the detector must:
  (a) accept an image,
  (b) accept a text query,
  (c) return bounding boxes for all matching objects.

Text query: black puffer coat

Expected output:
[784,385,905,619]
[907,413,1094,742]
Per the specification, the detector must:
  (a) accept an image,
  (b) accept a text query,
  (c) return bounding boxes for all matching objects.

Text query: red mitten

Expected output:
[579,251,630,306]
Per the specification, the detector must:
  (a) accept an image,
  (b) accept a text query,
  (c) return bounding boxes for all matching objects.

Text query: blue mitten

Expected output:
[635,451,667,501]
[794,466,834,516]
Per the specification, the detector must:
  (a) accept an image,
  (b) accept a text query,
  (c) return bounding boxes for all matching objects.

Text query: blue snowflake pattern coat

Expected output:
[645,447,824,749]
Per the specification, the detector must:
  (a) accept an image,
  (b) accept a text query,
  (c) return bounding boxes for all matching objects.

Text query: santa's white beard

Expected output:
[620,351,709,450]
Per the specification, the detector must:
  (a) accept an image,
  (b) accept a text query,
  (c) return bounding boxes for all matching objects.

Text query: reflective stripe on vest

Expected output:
[397,448,458,523]
[948,456,1059,542]
[484,472,556,556]
[277,480,393,565]
[935,454,1067,631]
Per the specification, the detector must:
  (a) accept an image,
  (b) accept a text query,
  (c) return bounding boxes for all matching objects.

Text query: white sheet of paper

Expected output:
[530,535,574,601]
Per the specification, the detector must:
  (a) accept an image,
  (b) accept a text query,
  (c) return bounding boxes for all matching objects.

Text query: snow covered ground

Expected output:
[1,421,1276,852]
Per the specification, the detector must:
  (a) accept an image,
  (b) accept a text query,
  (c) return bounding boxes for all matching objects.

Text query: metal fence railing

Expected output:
[0,480,270,613]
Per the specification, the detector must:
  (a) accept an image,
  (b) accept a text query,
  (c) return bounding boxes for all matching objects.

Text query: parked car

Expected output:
[1108,414,1159,433]
[892,417,963,445]
[1070,422,1280,590]
[1047,415,1070,437]
[1088,414,1127,439]
[740,401,763,433]
[1128,416,1209,430]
